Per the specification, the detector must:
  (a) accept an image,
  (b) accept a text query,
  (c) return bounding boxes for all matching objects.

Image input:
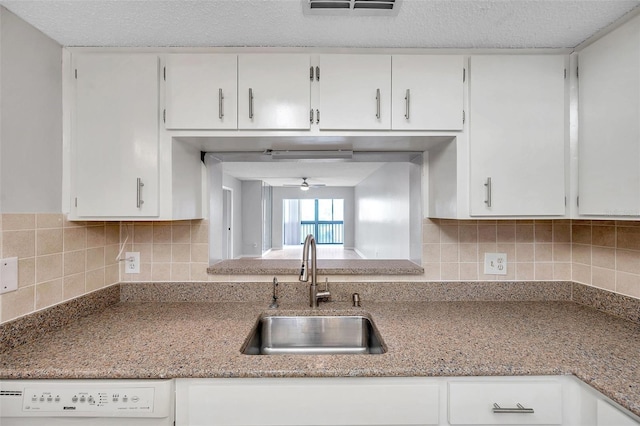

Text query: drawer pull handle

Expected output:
[492,403,534,414]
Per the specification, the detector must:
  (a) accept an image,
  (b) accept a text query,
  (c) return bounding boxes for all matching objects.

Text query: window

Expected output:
[285,199,345,245]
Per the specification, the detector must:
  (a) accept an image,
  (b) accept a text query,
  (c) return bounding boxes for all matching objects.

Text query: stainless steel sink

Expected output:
[241,315,386,355]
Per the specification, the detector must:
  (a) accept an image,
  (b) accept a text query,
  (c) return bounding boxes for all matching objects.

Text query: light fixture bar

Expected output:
[266,150,353,160]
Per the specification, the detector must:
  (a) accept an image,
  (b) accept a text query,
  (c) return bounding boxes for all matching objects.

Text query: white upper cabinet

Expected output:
[237,54,311,130]
[318,55,392,130]
[391,55,465,130]
[469,55,566,216]
[578,15,640,217]
[73,54,160,218]
[164,54,237,130]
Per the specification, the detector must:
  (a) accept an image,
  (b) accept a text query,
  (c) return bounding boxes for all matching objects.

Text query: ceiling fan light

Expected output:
[300,185,310,191]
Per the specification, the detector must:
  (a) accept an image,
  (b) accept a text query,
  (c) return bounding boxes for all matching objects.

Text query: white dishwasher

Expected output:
[0,379,174,426]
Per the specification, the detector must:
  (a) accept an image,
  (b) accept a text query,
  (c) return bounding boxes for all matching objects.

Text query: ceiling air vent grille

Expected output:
[304,0,401,16]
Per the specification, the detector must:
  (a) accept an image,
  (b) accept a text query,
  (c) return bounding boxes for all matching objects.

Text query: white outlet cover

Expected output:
[125,252,140,274]
[484,253,507,275]
[0,257,19,294]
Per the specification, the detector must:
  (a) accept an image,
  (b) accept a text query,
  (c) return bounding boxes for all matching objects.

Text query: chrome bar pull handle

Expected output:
[310,108,314,124]
[404,89,410,119]
[316,109,320,124]
[248,88,254,119]
[136,178,144,208]
[376,88,381,119]
[492,403,534,414]
[316,66,320,81]
[484,177,492,207]
[218,88,224,119]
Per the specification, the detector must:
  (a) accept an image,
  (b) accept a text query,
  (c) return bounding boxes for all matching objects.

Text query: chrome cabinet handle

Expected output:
[249,88,254,119]
[136,178,144,208]
[218,88,224,119]
[316,109,319,124]
[404,89,410,119]
[376,88,381,119]
[484,177,492,207]
[310,108,314,124]
[492,403,534,414]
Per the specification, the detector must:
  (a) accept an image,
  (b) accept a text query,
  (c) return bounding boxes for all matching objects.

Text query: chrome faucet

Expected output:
[299,234,330,308]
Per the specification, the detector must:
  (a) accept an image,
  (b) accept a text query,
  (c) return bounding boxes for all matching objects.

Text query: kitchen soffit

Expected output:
[0,0,638,48]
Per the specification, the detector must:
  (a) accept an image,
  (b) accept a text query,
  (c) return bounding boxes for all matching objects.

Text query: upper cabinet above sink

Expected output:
[317,54,392,130]
[237,54,312,130]
[160,53,466,133]
[164,54,238,130]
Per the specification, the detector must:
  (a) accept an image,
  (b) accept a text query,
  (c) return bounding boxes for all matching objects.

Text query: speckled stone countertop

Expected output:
[208,259,424,275]
[1,299,639,416]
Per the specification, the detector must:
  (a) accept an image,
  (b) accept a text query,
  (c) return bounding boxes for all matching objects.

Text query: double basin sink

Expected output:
[242,315,386,355]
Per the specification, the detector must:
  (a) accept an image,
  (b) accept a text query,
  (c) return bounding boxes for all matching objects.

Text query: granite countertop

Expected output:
[207,259,424,275]
[1,299,639,416]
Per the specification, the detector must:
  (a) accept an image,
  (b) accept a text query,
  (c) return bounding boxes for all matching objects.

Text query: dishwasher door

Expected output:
[0,379,174,426]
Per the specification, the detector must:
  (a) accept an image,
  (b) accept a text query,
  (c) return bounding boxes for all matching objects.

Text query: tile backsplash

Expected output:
[1,215,639,324]
[0,214,119,323]
[118,220,209,282]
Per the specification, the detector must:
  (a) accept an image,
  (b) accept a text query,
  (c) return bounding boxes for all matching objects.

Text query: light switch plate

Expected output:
[0,257,18,294]
[484,253,507,275]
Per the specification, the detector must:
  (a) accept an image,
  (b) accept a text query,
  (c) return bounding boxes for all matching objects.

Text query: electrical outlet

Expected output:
[0,257,18,294]
[125,252,140,274]
[484,253,507,275]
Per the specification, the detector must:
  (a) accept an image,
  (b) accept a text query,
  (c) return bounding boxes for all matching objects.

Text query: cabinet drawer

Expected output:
[448,381,562,425]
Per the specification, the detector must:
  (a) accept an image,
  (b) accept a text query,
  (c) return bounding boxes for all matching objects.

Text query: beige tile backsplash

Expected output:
[1,214,640,324]
[0,214,120,323]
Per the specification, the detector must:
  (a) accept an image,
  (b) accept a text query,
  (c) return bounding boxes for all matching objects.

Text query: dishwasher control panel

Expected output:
[1,379,174,420]
[22,386,155,413]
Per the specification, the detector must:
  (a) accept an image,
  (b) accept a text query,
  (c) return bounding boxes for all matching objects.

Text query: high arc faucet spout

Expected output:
[299,234,329,308]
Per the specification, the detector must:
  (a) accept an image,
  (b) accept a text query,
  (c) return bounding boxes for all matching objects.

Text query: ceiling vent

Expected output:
[303,0,401,16]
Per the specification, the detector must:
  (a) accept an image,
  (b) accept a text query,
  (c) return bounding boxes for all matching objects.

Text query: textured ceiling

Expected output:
[0,0,638,48]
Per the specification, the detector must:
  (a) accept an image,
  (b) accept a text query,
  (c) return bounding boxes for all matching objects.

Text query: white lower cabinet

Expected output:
[175,376,640,426]
[597,400,639,426]
[176,377,439,426]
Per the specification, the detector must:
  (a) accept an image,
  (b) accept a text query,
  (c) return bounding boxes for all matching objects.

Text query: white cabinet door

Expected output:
[469,55,566,216]
[392,55,464,130]
[319,55,391,130]
[237,54,311,130]
[164,54,237,129]
[176,377,439,426]
[73,54,159,217]
[578,15,640,217]
[597,400,640,426]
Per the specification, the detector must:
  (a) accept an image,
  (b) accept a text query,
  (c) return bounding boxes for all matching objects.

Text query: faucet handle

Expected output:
[323,277,330,292]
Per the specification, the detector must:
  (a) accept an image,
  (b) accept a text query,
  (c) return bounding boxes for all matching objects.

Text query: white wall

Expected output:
[272,186,355,249]
[241,180,263,257]
[355,162,411,259]
[0,7,62,213]
[205,154,223,263]
[222,174,243,259]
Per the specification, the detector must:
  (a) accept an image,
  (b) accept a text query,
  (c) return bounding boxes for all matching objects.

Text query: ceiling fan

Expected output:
[283,177,326,191]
